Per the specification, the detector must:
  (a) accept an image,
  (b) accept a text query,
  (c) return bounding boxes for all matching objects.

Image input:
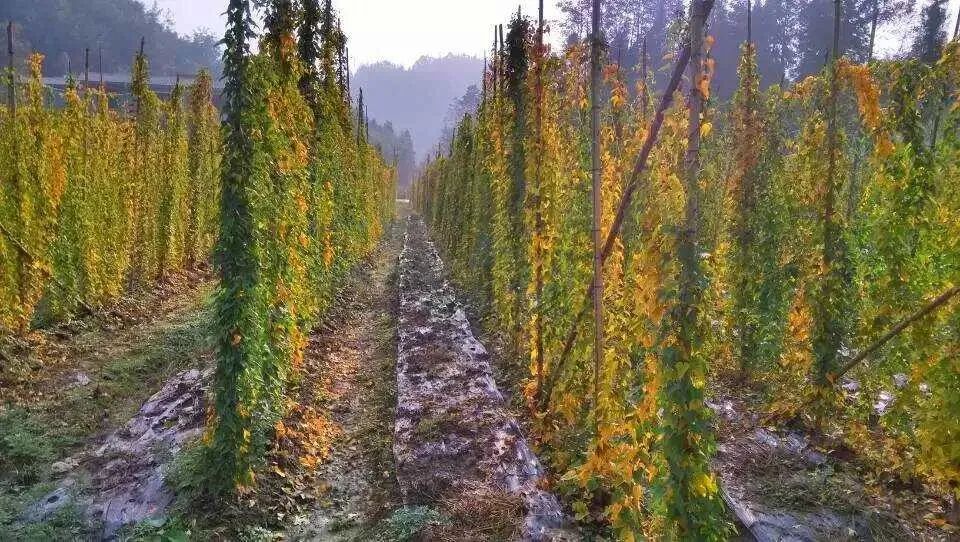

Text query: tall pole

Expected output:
[954,4,960,41]
[84,47,90,95]
[357,87,363,147]
[747,0,752,44]
[640,36,648,120]
[98,46,103,90]
[6,21,14,116]
[533,0,546,402]
[590,0,604,418]
[869,0,878,60]
[492,27,498,94]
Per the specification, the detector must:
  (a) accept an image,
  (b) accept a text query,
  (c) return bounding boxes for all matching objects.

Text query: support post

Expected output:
[589,0,604,416]
[6,21,14,116]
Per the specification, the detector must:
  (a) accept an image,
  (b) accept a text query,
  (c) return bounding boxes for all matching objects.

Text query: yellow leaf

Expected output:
[609,502,623,521]
[698,77,711,99]
[700,121,713,138]
[693,473,718,497]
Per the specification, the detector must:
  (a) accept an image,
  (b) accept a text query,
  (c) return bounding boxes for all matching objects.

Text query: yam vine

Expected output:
[414,1,960,537]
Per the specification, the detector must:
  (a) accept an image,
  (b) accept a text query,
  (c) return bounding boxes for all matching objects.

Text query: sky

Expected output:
[146,0,564,68]
[147,0,960,66]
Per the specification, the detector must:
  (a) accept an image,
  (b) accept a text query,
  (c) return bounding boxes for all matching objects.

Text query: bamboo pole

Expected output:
[533,0,547,402]
[539,35,705,411]
[6,21,14,116]
[589,0,604,416]
[770,285,960,424]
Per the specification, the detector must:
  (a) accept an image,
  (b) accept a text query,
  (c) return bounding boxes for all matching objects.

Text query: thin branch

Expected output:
[538,42,696,411]
[835,285,960,380]
[764,284,960,425]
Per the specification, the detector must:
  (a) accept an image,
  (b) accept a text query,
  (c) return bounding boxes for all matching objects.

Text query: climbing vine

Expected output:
[413,5,960,538]
[203,0,395,493]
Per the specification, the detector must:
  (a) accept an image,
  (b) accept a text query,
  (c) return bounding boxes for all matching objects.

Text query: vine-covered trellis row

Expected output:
[204,0,396,494]
[413,3,960,539]
[0,52,220,334]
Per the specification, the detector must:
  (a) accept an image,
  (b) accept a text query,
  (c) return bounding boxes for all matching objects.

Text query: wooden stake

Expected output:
[533,0,546,403]
[357,87,363,147]
[589,0,604,417]
[539,27,710,412]
[6,21,14,116]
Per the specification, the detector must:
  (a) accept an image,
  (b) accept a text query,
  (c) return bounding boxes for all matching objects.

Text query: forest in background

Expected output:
[352,55,485,161]
[557,0,945,97]
[0,0,221,76]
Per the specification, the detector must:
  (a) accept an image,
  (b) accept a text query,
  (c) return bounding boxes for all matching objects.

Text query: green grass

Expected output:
[367,506,447,542]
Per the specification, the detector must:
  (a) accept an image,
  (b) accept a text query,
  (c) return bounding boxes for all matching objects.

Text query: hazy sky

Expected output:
[147,0,960,66]
[146,0,564,68]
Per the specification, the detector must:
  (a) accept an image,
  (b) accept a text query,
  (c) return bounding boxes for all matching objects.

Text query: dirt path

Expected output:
[285,218,404,540]
[393,216,569,541]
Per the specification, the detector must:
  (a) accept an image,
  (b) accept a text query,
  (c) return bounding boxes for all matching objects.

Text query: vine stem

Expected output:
[538,21,714,410]
[763,284,960,426]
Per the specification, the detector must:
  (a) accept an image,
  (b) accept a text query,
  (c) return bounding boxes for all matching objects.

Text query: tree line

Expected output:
[1,0,221,76]
[559,0,954,96]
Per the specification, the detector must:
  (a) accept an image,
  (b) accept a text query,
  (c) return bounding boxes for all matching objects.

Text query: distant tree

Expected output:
[795,0,915,75]
[439,84,482,153]
[367,119,417,189]
[352,55,485,160]
[557,0,917,96]
[912,0,948,63]
[0,0,221,76]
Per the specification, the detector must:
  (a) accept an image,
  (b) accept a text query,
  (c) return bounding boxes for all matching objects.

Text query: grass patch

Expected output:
[0,409,68,486]
[0,486,92,541]
[368,506,447,541]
